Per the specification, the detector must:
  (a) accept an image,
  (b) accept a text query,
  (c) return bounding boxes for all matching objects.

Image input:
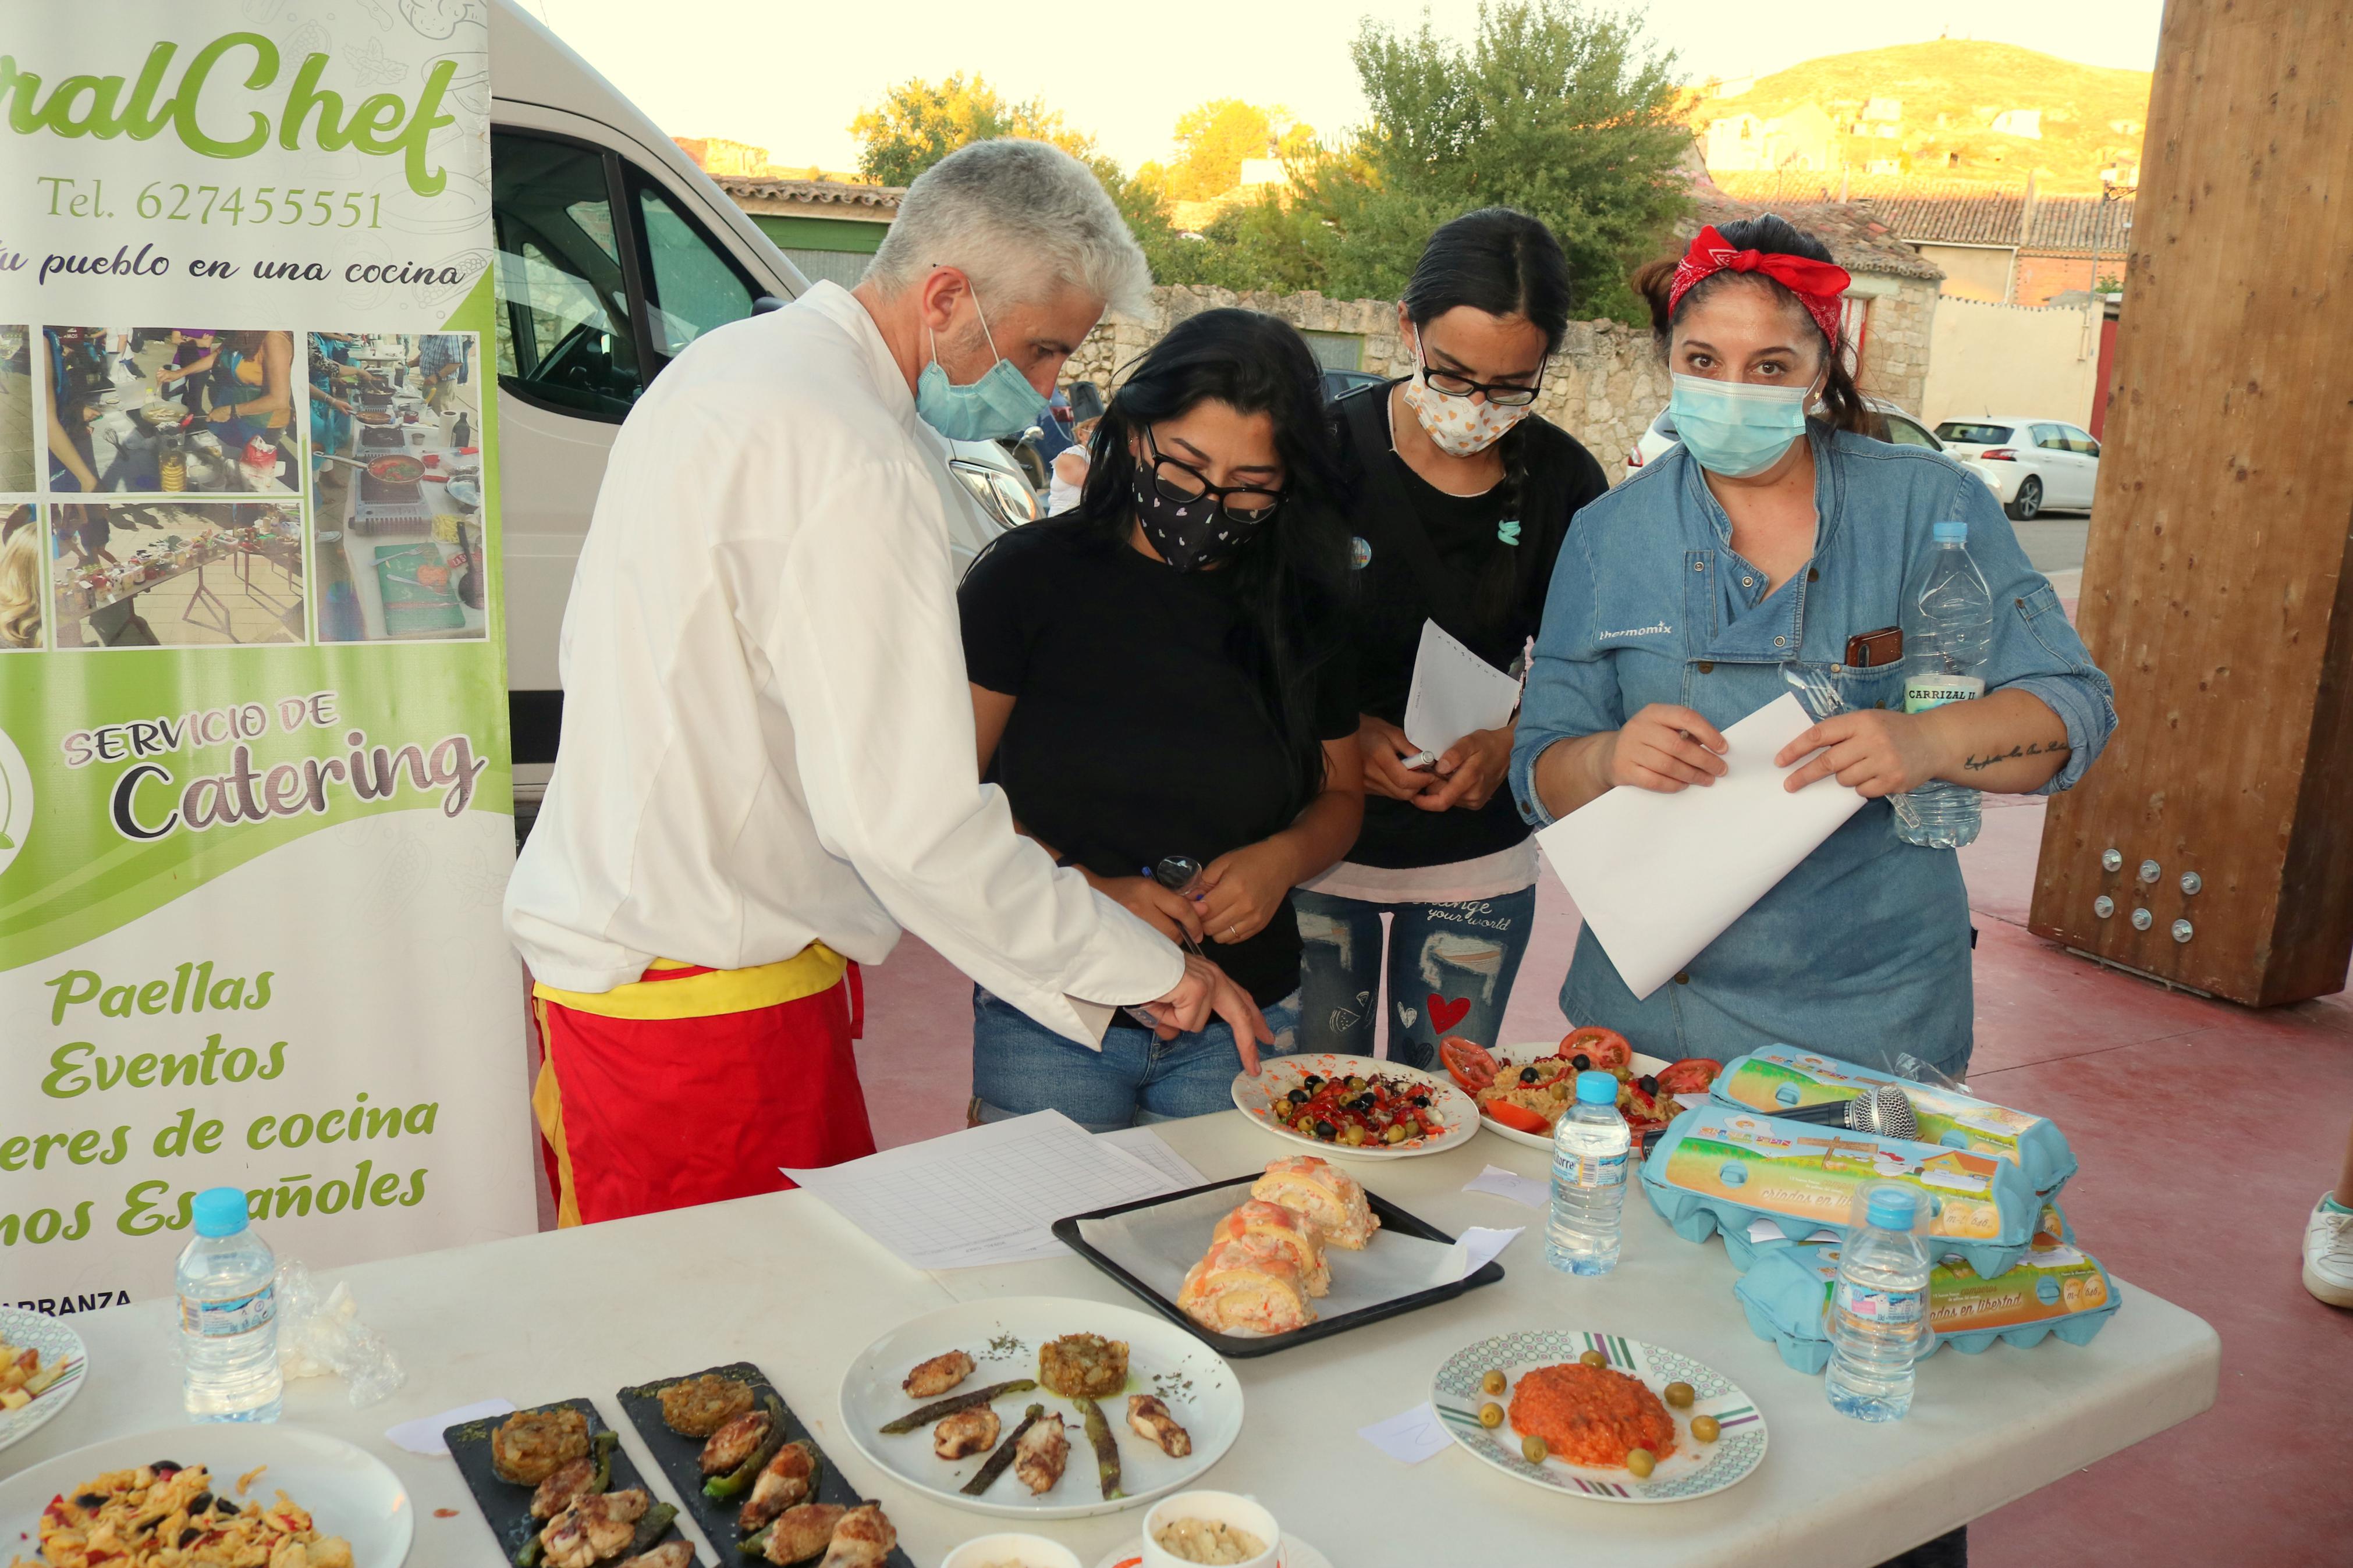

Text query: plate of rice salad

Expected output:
[1230,1054,1479,1160]
[0,1308,86,1457]
[1,1424,411,1567]
[1431,1330,1767,1503]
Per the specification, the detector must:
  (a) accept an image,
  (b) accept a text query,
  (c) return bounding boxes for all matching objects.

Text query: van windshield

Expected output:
[1935,422,2013,445]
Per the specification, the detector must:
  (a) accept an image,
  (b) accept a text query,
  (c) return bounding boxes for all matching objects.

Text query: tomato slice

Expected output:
[1439,1036,1499,1093]
[1483,1100,1553,1135]
[1655,1057,1722,1096]
[1558,1025,1632,1072]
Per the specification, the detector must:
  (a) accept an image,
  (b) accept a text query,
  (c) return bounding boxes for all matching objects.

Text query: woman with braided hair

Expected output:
[1296,208,1609,1070]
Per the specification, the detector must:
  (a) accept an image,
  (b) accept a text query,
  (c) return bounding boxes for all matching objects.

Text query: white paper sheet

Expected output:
[1095,1125,1208,1191]
[782,1110,1185,1270]
[1747,1215,1840,1245]
[1359,1402,1456,1464]
[1536,693,1866,999]
[1463,1164,1551,1210]
[1403,619,1521,757]
[1073,1184,1470,1336]
[385,1399,514,1456]
[1458,1225,1523,1278]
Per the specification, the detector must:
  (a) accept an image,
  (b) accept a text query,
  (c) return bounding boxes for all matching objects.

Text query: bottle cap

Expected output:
[1865,1188,1919,1231]
[191,1186,250,1238]
[1575,1070,1619,1105]
[1932,520,1968,545]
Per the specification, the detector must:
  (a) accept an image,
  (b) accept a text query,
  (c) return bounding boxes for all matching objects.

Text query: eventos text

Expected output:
[1,33,460,196]
[58,690,488,842]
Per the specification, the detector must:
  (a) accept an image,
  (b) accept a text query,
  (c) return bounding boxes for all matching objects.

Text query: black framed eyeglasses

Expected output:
[1143,428,1286,524]
[1420,358,1548,407]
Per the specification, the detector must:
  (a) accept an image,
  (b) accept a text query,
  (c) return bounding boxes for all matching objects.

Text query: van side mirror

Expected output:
[752,295,789,315]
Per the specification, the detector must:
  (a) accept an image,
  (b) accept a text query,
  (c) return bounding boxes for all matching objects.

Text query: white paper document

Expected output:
[783,1110,1187,1270]
[1095,1124,1208,1191]
[1458,1225,1524,1278]
[386,1399,516,1457]
[1463,1164,1551,1210]
[1536,693,1866,1000]
[1359,1401,1457,1464]
[1403,618,1521,758]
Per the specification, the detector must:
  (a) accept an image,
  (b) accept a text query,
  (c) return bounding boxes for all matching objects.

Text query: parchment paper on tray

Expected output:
[1057,1176,1500,1356]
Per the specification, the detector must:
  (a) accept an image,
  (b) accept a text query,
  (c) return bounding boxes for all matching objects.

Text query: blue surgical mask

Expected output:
[913,292,1048,442]
[1669,372,1812,477]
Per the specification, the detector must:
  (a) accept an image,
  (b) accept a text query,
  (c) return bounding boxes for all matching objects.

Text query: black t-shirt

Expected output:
[959,517,1357,1005]
[1333,382,1610,869]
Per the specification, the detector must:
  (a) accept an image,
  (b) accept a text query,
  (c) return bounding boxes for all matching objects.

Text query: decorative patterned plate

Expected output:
[0,1306,87,1455]
[1431,1329,1768,1503]
[1231,1053,1478,1160]
[1475,1047,1676,1151]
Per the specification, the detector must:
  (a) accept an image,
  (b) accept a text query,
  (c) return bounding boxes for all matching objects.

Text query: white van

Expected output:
[486,0,1035,824]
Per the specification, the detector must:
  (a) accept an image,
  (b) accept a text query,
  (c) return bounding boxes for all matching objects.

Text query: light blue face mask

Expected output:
[1669,372,1813,477]
[913,290,1048,442]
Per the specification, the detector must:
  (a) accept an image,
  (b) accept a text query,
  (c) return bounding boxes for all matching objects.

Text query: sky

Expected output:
[516,0,2166,176]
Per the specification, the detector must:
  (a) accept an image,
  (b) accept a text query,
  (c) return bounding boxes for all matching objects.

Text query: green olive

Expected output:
[1478,1402,1503,1429]
[1579,1350,1607,1368]
[1521,1434,1548,1464]
[1481,1369,1507,1396]
[1383,1122,1408,1144]
[1626,1448,1656,1479]
[1691,1414,1720,1443]
[1663,1381,1695,1409]
[1343,1123,1367,1147]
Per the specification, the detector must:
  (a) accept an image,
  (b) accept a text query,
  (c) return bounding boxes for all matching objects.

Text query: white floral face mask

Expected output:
[1400,338,1538,457]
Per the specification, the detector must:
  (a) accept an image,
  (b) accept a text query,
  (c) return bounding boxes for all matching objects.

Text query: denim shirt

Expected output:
[1507,426,2116,1076]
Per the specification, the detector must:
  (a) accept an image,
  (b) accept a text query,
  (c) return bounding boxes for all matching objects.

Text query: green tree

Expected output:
[1147,100,1319,202]
[1305,0,1691,322]
[849,73,1100,186]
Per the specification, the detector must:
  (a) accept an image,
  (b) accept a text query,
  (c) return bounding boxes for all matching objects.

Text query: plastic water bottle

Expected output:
[177,1187,283,1423]
[1893,519,1994,849]
[1824,1187,1932,1421]
[1548,1071,1630,1275]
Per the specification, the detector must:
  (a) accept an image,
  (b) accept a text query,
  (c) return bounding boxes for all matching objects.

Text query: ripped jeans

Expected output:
[1292,888,1538,1072]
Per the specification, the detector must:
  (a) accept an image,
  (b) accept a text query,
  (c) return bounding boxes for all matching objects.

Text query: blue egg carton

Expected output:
[1638,1105,2040,1280]
[1733,1240,2123,1375]
[1719,1196,2078,1275]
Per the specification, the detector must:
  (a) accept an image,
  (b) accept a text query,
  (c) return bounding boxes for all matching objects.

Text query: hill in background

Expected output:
[1691,40,2151,195]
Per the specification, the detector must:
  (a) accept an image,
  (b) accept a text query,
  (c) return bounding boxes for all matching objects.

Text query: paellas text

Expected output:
[45,961,274,1025]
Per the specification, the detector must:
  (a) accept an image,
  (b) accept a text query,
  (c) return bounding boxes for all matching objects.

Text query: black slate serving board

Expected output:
[443,1398,700,1566]
[616,1361,915,1568]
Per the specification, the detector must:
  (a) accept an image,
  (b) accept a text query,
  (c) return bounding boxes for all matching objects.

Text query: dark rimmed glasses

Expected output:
[1143,428,1286,524]
[1420,357,1548,407]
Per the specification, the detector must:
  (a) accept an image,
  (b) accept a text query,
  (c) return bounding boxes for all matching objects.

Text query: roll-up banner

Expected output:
[0,5,535,1313]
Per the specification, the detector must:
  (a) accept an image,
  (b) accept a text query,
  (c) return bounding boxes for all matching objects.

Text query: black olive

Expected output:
[74,1492,106,1509]
[1638,1074,1659,1095]
[1314,1119,1337,1139]
[1571,1053,1592,1071]
[1287,1087,1311,1105]
[1520,1065,1542,1084]
[214,1496,239,1514]
[188,1492,215,1514]
[1302,1074,1323,1089]
[151,1460,183,1474]
[179,1527,204,1548]
[1410,1094,1431,1107]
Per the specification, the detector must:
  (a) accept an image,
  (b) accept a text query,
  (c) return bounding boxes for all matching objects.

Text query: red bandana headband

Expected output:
[1669,225,1854,349]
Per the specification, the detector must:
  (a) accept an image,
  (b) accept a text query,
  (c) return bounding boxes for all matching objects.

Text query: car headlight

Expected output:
[950,460,1041,528]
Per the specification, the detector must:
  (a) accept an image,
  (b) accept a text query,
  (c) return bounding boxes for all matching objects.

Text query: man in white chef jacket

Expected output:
[505,140,1266,1226]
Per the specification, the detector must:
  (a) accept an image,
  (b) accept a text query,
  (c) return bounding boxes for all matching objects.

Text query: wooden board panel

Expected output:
[2028,0,2353,1004]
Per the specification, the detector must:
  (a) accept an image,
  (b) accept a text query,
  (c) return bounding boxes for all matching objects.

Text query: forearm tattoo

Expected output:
[1961,739,2072,772]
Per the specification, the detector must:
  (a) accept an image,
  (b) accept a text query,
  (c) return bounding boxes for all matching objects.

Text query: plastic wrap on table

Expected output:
[1734,1233,2121,1375]
[1638,1104,2040,1279]
[1710,1045,2077,1196]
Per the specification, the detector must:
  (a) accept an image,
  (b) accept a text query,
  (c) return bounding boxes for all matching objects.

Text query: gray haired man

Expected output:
[505,140,1266,1224]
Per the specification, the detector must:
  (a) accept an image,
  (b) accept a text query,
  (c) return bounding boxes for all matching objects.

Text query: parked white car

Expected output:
[1930,417,2102,520]
[1621,397,1946,473]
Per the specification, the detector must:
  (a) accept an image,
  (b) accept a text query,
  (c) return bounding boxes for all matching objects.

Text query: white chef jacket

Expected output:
[503,282,1183,1042]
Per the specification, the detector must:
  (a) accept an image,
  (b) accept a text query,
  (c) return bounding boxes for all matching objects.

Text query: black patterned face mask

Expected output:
[1134,477,1261,571]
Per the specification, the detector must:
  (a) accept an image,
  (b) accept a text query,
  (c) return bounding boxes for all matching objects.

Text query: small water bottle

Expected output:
[1824,1186,1932,1422]
[1892,519,1994,849]
[1548,1071,1630,1276]
[177,1187,283,1423]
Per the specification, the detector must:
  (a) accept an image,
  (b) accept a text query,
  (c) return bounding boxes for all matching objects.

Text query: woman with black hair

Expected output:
[957,308,1363,1128]
[1296,208,1609,1071]
[1510,215,2115,1078]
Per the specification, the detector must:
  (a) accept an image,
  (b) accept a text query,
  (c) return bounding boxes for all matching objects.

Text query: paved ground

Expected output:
[2010,514,2091,575]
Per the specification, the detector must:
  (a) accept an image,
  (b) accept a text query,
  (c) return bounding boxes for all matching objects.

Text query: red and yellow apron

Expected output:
[531,945,875,1226]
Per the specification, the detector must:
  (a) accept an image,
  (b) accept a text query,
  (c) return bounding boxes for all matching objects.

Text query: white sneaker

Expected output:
[2305,1194,2353,1308]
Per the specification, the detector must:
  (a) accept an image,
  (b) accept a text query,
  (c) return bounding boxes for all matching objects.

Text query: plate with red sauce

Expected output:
[1431,1329,1767,1502]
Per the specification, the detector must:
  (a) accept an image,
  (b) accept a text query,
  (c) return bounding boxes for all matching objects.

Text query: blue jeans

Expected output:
[1292,887,1537,1072]
[970,986,1302,1131]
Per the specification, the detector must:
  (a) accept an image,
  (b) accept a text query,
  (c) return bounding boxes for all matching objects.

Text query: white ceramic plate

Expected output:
[0,1423,414,1565]
[1094,1535,1332,1568]
[841,1296,1243,1520]
[1230,1053,1478,1160]
[0,1307,87,1456]
[1475,1046,1680,1151]
[1431,1329,1767,1502]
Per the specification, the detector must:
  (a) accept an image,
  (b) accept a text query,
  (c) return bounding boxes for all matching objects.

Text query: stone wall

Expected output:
[1852,276,1939,415]
[1061,285,1673,477]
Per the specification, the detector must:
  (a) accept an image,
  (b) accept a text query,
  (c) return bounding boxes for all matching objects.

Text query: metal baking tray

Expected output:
[1052,1174,1504,1359]
[616,1361,914,1568]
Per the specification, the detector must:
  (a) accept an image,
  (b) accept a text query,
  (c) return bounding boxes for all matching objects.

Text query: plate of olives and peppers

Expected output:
[1230,1053,1479,1160]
